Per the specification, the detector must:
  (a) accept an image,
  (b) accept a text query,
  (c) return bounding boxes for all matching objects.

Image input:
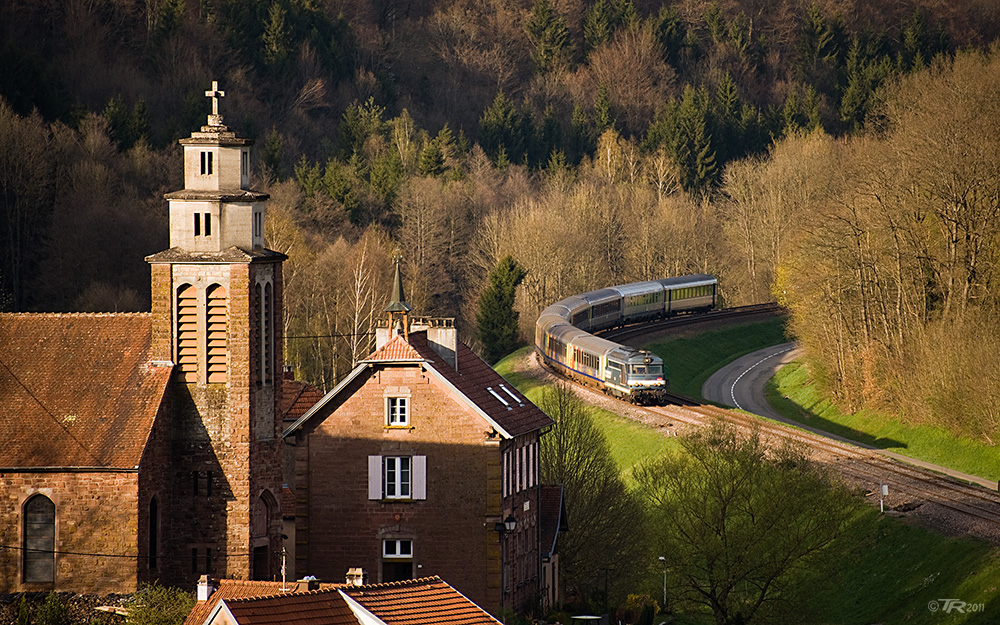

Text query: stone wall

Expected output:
[0,471,140,594]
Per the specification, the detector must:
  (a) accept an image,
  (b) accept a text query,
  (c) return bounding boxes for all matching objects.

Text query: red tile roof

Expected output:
[364,334,424,362]
[342,576,501,625]
[281,379,326,423]
[219,590,358,625]
[186,577,500,625]
[184,580,342,625]
[405,332,552,437]
[0,313,171,468]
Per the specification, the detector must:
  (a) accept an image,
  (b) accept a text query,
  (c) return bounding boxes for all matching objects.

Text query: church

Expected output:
[0,83,284,593]
[0,83,564,616]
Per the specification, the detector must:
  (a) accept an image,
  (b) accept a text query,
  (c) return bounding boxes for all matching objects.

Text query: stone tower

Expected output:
[147,82,285,585]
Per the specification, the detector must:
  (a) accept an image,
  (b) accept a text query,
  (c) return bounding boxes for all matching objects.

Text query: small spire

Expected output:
[384,257,411,340]
[385,257,412,314]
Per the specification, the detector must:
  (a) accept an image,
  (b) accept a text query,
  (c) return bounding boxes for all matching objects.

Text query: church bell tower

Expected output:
[146,82,285,585]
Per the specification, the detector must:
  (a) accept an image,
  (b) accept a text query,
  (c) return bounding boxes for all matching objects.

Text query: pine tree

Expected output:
[477,256,527,364]
[525,0,570,74]
[479,91,524,163]
[594,84,615,133]
[650,5,685,66]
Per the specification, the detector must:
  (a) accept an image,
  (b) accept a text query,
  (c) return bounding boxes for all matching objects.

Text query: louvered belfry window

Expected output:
[263,282,273,383]
[176,284,198,382]
[206,284,228,383]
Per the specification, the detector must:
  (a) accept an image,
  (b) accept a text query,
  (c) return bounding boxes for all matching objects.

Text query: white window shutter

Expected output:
[368,455,382,500]
[413,455,427,500]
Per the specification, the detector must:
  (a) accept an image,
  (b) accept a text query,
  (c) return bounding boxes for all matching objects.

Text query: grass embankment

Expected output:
[495,344,1000,624]
[768,363,1000,482]
[646,318,789,400]
[806,509,1000,624]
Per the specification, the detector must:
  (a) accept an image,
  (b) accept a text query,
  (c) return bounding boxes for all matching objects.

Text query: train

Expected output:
[534,274,718,404]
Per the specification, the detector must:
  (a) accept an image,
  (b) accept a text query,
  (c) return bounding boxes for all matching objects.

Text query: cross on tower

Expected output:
[205,81,225,115]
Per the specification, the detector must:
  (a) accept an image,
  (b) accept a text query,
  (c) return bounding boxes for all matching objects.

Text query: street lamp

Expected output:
[658,556,666,612]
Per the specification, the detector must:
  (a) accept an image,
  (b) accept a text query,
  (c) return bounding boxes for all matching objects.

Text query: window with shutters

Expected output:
[23,494,55,583]
[206,284,228,383]
[176,285,198,383]
[368,455,426,501]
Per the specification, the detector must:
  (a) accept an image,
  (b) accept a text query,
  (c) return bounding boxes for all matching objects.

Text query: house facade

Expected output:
[283,295,553,614]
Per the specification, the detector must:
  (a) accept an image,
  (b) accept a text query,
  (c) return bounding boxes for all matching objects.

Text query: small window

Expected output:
[194,213,201,236]
[387,397,409,426]
[382,539,414,582]
[200,151,214,175]
[385,456,411,499]
[204,213,211,236]
[383,539,413,558]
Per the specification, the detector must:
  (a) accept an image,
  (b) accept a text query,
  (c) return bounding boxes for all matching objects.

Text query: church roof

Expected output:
[283,330,551,440]
[0,313,171,469]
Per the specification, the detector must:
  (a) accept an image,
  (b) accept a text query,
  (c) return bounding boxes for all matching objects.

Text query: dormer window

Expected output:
[200,151,213,175]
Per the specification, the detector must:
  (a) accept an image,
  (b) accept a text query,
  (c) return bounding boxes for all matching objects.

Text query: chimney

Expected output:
[346,567,367,586]
[295,576,320,592]
[197,575,215,602]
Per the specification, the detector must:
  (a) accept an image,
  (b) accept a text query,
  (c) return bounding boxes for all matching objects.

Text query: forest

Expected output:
[2,0,999,443]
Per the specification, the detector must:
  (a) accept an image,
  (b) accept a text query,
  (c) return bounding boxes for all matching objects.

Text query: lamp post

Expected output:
[658,556,666,612]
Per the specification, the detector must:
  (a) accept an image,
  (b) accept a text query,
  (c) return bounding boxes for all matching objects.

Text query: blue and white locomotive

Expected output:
[535,274,718,404]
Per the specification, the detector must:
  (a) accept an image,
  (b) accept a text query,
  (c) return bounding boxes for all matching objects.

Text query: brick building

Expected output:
[0,83,284,592]
[282,272,554,615]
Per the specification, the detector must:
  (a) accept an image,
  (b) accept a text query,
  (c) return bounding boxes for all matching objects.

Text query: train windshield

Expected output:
[630,364,662,377]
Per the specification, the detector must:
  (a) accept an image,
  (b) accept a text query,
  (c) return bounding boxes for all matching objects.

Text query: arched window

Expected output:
[206,284,228,383]
[23,495,55,583]
[176,285,198,382]
[263,282,273,383]
[148,497,159,570]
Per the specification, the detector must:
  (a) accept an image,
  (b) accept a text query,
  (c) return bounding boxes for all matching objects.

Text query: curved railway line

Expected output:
[532,304,1000,544]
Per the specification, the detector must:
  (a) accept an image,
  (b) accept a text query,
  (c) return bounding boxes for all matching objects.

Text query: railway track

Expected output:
[535,304,1000,542]
[598,302,784,343]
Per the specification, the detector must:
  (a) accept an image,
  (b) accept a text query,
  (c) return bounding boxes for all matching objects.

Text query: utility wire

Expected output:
[285,332,373,339]
[0,357,102,464]
[0,544,270,560]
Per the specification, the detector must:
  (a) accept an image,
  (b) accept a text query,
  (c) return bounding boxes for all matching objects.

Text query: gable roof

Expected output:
[0,313,172,469]
[280,378,326,424]
[185,580,342,625]
[213,590,359,625]
[341,576,501,625]
[188,577,500,625]
[283,331,551,440]
[405,333,552,437]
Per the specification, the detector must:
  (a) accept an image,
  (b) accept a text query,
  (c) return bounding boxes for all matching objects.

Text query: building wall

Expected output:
[295,364,504,612]
[0,471,140,594]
